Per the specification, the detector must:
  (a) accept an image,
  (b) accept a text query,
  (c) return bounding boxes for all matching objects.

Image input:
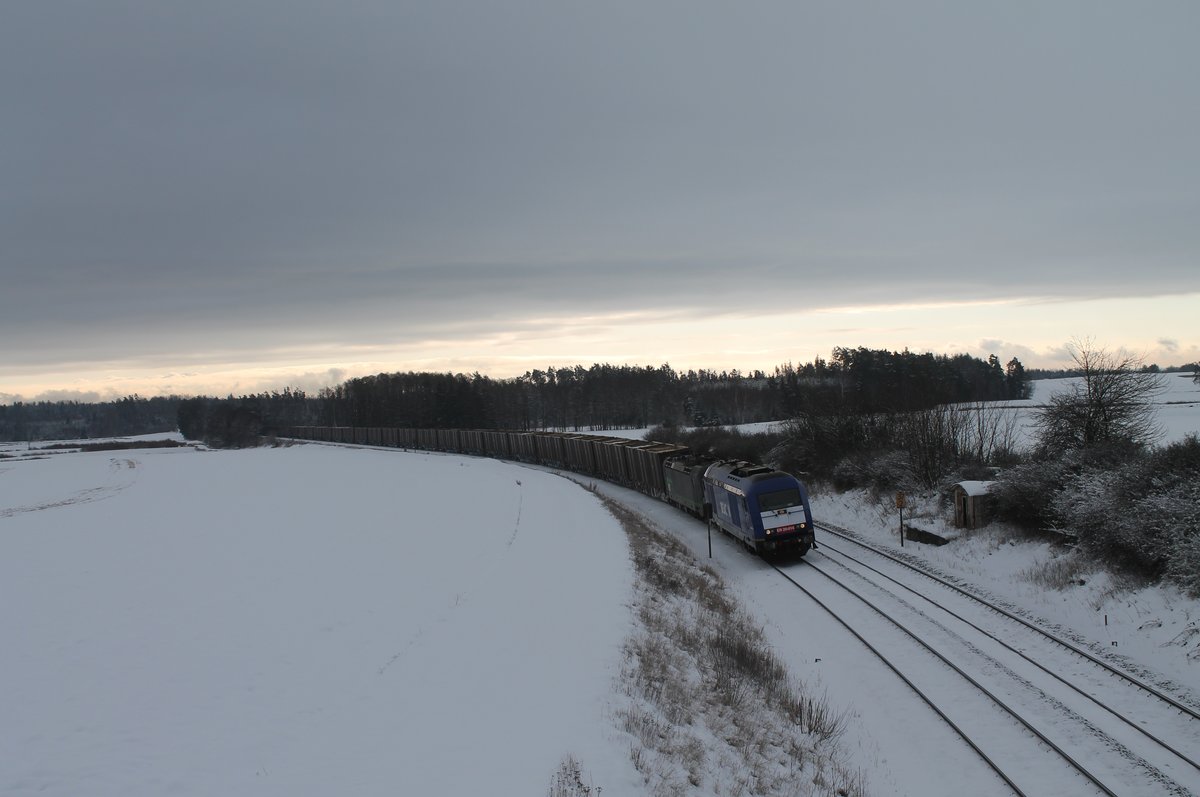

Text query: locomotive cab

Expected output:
[703,460,815,557]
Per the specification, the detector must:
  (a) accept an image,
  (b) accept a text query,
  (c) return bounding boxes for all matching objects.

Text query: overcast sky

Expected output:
[3,1,1198,401]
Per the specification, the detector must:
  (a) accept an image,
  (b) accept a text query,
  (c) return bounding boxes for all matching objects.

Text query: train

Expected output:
[285,426,815,558]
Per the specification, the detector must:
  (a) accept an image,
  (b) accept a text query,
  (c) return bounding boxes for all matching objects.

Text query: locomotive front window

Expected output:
[758,487,801,512]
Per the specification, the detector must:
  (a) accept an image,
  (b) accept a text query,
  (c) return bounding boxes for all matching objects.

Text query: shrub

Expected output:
[1166,531,1200,597]
[995,436,1200,585]
[1018,553,1094,590]
[990,457,1069,530]
[548,756,598,797]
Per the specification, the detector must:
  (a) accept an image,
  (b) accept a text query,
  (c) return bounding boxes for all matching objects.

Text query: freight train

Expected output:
[285,426,815,557]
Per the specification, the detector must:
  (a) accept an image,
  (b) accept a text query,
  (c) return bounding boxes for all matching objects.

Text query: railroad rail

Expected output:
[773,555,1196,796]
[768,562,1031,796]
[781,524,1200,795]
[815,534,1200,777]
[815,520,1200,722]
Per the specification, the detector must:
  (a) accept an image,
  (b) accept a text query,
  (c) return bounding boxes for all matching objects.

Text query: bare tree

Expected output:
[958,401,1021,464]
[1036,339,1164,450]
[897,405,960,488]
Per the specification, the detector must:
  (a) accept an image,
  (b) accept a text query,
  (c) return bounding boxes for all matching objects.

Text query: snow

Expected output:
[810,487,1200,707]
[0,443,638,796]
[576,476,1200,795]
[1008,373,1200,448]
[572,477,1012,796]
[561,426,652,440]
[5,425,1199,795]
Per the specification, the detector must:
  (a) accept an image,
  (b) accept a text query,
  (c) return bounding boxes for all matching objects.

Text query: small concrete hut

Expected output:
[952,480,995,529]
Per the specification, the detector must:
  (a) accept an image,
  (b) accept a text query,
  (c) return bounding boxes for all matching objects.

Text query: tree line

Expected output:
[316,349,1029,433]
[0,395,180,442]
[1,348,1030,446]
[180,350,1032,448]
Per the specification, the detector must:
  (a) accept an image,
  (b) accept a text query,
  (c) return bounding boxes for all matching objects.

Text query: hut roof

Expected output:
[955,480,995,497]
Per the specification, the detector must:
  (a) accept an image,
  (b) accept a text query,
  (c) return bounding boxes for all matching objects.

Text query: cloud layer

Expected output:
[3,2,1198,396]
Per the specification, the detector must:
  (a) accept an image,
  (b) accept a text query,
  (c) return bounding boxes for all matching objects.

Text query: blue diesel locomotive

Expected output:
[704,460,815,556]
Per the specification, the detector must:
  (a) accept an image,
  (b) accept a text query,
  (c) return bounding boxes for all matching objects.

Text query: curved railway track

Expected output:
[816,533,1200,772]
[816,520,1200,722]
[773,524,1200,796]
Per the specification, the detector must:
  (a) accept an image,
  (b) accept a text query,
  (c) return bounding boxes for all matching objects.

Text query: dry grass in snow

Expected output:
[598,494,865,797]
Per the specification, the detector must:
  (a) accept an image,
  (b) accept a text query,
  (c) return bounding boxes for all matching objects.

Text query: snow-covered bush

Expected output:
[1050,467,1138,565]
[990,456,1070,530]
[1166,530,1200,597]
[995,436,1200,587]
[1117,437,1200,582]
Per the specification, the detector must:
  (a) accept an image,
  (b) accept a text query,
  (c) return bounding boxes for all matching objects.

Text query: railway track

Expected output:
[771,525,1200,796]
[816,520,1200,722]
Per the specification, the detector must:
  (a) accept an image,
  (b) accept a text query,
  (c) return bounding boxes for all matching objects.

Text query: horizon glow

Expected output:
[3,293,1196,404]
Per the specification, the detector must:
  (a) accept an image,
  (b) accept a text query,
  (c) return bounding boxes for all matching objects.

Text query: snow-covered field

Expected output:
[4,374,1198,796]
[1,442,638,796]
[1004,372,1199,448]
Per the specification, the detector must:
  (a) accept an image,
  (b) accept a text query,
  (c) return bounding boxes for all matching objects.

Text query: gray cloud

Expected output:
[3,1,1199,381]
[5,256,1184,372]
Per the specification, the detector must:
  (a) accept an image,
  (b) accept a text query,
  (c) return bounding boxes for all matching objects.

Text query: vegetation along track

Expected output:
[771,525,1200,796]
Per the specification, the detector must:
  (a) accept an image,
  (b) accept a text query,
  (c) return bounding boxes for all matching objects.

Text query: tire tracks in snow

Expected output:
[1,458,138,519]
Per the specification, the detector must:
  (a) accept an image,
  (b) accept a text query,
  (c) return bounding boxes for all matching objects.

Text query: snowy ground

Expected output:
[995,372,1199,449]
[814,487,1200,706]
[577,475,1200,796]
[1,441,640,796]
[563,373,1200,795]
[4,372,1198,796]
